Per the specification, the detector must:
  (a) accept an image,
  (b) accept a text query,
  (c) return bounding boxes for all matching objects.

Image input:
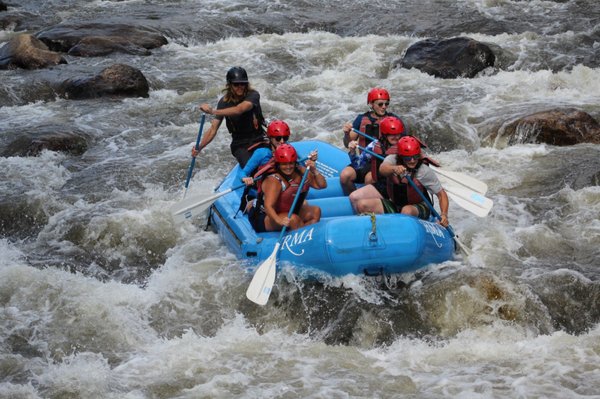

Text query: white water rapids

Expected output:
[1,1,599,398]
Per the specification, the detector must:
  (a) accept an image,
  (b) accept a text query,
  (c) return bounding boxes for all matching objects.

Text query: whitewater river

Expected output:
[1,1,599,398]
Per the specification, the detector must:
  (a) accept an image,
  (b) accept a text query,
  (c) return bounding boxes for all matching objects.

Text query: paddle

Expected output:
[352,128,488,195]
[428,165,487,195]
[246,165,312,305]
[170,182,247,223]
[357,145,493,217]
[403,173,472,256]
[182,113,206,199]
[431,175,493,217]
[170,155,312,223]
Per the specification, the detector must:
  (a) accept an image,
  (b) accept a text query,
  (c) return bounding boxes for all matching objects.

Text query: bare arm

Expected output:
[302,162,327,189]
[200,100,253,118]
[435,188,449,227]
[342,122,358,147]
[199,118,222,150]
[379,161,406,177]
[192,118,222,156]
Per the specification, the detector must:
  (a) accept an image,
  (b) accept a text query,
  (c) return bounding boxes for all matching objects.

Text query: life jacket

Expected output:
[247,138,270,153]
[236,146,273,214]
[385,155,440,207]
[369,140,397,184]
[252,157,276,192]
[254,168,309,216]
[357,113,381,149]
[343,112,384,148]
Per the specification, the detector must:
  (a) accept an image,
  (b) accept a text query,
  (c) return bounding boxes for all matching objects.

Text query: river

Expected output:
[1,1,599,398]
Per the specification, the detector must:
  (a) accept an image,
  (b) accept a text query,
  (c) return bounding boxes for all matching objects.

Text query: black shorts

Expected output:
[231,146,253,168]
[231,137,264,168]
[372,181,387,197]
[248,206,267,232]
[354,164,371,184]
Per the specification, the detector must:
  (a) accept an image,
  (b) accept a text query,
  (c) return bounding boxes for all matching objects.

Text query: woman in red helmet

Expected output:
[248,144,327,232]
[340,88,406,195]
[355,136,449,227]
[193,66,266,167]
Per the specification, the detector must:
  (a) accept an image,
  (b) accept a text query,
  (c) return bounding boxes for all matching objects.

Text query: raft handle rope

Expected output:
[369,212,377,242]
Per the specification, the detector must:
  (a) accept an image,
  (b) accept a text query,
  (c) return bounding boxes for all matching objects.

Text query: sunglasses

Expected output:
[402,155,420,162]
[232,82,248,87]
[374,101,390,107]
[273,136,289,142]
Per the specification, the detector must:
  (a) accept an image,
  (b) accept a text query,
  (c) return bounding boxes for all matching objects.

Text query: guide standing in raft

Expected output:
[193,66,266,168]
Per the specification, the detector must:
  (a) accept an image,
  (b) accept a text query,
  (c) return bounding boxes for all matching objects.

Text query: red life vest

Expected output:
[247,139,270,152]
[369,140,397,183]
[271,173,310,214]
[255,168,309,215]
[356,113,382,149]
[252,157,276,192]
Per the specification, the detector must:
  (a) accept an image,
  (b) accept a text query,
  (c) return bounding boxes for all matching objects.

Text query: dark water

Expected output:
[1,1,599,398]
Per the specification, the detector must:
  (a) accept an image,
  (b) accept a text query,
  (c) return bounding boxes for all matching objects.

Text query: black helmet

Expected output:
[226,67,249,84]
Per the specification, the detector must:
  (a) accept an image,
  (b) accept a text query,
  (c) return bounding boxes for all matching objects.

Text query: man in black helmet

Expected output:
[194,66,266,167]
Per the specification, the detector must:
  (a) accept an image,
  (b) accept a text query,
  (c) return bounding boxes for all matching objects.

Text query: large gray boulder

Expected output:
[36,23,167,56]
[68,36,152,57]
[57,63,150,99]
[1,126,90,157]
[397,37,495,79]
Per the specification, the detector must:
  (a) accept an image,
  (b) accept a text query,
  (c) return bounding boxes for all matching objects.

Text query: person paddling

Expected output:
[339,88,406,195]
[247,144,327,232]
[354,136,450,227]
[192,66,266,167]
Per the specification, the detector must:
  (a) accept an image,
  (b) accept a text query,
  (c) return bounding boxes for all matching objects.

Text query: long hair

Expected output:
[222,83,255,103]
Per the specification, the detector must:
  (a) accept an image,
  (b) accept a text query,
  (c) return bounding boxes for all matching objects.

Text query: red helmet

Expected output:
[379,116,405,136]
[397,136,421,157]
[367,88,390,104]
[267,120,290,138]
[273,144,297,163]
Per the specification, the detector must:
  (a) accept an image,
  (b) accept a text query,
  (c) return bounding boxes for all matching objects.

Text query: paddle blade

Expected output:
[445,187,494,218]
[246,242,280,305]
[430,165,488,195]
[453,236,472,257]
[170,188,232,223]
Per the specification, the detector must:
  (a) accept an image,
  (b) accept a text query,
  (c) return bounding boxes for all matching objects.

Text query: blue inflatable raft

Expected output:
[209,140,455,277]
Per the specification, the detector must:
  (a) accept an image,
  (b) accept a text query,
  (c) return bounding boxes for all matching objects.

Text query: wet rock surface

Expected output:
[493,108,600,146]
[397,37,496,79]
[0,33,66,69]
[57,63,150,99]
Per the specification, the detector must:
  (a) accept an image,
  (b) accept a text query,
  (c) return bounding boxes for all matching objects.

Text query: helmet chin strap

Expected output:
[370,107,385,117]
